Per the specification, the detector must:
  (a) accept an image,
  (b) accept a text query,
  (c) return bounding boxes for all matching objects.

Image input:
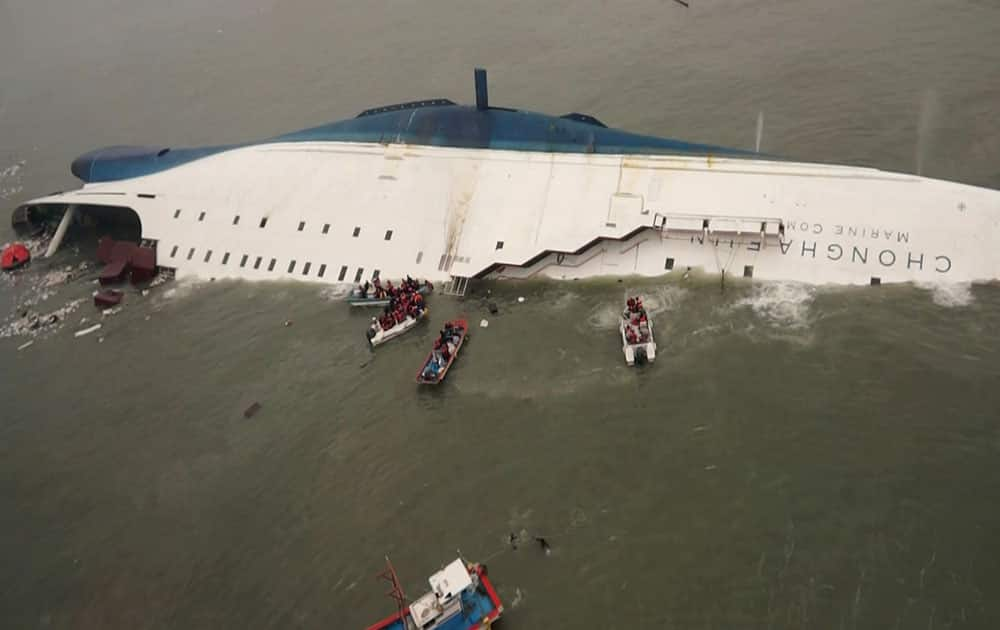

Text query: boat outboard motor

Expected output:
[365,326,376,345]
[635,345,648,365]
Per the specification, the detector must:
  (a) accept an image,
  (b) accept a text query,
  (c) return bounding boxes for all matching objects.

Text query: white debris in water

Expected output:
[517,296,525,303]
[0,298,84,340]
[101,307,122,317]
[480,319,489,328]
[74,323,102,338]
[17,340,34,351]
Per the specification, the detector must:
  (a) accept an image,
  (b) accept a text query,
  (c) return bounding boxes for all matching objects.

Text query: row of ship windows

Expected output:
[172,209,393,241]
[167,245,398,282]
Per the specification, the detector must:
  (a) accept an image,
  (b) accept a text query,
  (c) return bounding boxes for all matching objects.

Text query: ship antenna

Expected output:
[755,111,765,153]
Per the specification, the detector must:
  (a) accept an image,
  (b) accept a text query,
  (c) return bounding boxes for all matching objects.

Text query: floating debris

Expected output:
[517,296,525,303]
[534,536,552,555]
[243,402,262,418]
[480,319,489,328]
[74,323,102,338]
[17,340,33,351]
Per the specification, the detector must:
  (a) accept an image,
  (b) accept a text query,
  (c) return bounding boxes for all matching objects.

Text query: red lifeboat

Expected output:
[1,243,31,271]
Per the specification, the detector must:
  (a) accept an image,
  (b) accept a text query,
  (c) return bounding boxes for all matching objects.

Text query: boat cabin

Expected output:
[408,559,474,629]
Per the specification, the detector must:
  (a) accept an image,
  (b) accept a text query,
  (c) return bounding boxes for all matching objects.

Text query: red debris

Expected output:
[130,247,157,284]
[99,259,128,285]
[93,238,159,285]
[1,243,31,271]
[96,237,115,264]
[94,289,124,309]
[110,240,138,264]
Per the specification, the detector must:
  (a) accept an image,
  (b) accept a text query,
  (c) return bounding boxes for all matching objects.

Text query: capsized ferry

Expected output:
[12,69,1000,292]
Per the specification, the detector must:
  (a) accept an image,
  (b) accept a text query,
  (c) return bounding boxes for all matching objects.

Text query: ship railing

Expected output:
[652,212,785,245]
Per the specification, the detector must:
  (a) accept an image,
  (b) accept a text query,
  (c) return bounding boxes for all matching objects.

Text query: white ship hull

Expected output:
[21,139,999,288]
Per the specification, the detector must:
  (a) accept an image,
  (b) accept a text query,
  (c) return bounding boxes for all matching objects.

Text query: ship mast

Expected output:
[376,556,407,625]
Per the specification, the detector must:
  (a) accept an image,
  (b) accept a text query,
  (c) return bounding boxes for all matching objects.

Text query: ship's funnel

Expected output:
[475,68,488,110]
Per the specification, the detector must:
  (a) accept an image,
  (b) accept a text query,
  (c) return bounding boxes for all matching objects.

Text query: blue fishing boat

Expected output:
[366,557,502,630]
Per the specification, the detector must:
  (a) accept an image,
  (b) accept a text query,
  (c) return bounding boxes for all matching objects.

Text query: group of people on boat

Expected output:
[357,275,423,300]
[421,323,462,380]
[622,296,651,345]
[368,277,427,334]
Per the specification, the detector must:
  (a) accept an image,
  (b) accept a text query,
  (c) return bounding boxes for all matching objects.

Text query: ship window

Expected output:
[384,230,393,241]
[702,219,709,229]
[254,256,262,270]
[322,223,330,234]
[743,265,753,278]
[870,276,881,286]
[240,254,248,268]
[204,250,213,263]
[259,217,268,228]
[664,257,674,270]
[496,241,504,250]
[416,251,423,264]
[352,226,361,237]
[187,248,195,260]
[268,258,277,271]
[288,260,297,273]
[318,264,327,278]
[170,245,178,258]
[138,193,156,199]
[338,265,348,281]
[173,209,181,219]
[354,267,364,283]
[233,215,240,225]
[198,211,206,222]
[372,269,380,280]
[302,262,311,276]
[222,252,230,265]
[298,221,305,232]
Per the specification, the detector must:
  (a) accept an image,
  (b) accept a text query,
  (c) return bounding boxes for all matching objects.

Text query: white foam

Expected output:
[586,284,687,330]
[155,276,204,303]
[320,284,352,301]
[919,282,974,308]
[637,285,687,315]
[0,160,25,200]
[734,282,815,329]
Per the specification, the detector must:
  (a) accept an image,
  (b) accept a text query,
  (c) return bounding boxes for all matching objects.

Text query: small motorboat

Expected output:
[366,307,429,347]
[366,556,502,630]
[416,319,468,384]
[1,242,31,272]
[347,279,433,307]
[620,296,656,366]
